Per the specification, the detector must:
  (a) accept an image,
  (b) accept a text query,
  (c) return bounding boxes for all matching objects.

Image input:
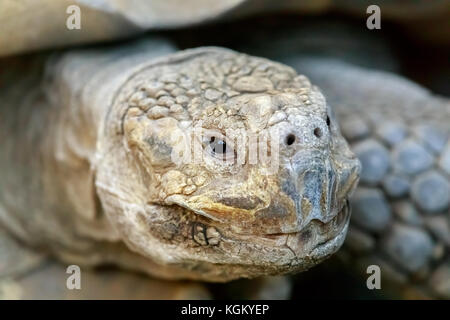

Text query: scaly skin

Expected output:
[293,58,450,299]
[0,43,360,282]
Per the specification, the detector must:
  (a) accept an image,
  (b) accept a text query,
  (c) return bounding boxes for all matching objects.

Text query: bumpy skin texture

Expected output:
[0,44,360,282]
[294,58,450,299]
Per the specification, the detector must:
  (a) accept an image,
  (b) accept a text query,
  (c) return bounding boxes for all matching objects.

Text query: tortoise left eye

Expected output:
[209,137,227,155]
[205,135,235,161]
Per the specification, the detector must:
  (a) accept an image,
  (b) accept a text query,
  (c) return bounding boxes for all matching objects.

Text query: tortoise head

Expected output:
[96,48,360,281]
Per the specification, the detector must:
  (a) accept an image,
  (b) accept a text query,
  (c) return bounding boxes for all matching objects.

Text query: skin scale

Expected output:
[0,41,360,283]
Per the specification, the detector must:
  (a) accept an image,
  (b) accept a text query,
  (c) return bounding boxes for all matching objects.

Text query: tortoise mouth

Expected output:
[134,200,350,281]
[261,199,350,239]
[164,196,350,257]
[165,190,350,237]
[255,199,350,257]
[307,199,351,252]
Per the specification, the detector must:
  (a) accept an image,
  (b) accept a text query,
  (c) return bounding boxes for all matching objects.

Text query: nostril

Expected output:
[313,127,322,138]
[285,134,296,146]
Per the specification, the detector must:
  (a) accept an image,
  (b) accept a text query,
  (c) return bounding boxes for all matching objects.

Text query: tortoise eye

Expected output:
[204,134,235,161]
[326,115,331,127]
[209,137,227,155]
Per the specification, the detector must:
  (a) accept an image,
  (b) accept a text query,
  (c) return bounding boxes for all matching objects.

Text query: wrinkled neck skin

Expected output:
[0,40,181,272]
[0,45,360,282]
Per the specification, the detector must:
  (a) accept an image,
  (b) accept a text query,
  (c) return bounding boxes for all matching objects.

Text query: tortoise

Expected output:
[0,38,361,288]
[0,36,448,299]
[0,4,449,300]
